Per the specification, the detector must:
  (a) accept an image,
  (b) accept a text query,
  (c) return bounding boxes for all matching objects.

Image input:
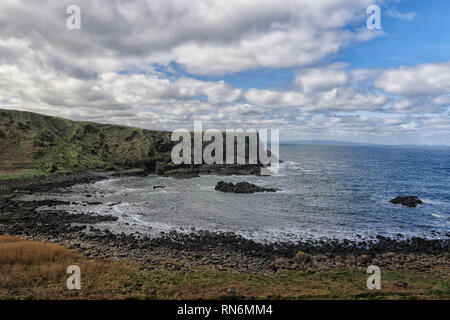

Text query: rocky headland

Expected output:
[0,109,266,180]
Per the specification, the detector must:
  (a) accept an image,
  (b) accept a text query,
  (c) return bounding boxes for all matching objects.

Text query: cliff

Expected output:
[0,109,173,178]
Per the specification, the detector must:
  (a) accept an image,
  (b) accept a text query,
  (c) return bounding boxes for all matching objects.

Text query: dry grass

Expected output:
[0,235,129,299]
[0,235,77,265]
[0,235,449,300]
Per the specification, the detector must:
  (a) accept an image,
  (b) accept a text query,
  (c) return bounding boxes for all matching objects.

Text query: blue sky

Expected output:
[340,0,450,68]
[1,0,449,145]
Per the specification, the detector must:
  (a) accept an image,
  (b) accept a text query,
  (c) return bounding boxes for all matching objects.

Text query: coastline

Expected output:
[2,234,448,300]
[1,172,449,275]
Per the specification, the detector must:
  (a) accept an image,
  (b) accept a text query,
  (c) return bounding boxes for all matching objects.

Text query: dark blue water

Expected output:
[30,144,450,243]
[270,144,450,241]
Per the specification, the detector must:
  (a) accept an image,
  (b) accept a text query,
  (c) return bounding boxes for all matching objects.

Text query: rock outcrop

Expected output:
[390,196,423,208]
[215,181,278,194]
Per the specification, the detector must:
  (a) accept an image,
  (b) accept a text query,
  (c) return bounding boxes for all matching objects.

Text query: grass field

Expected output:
[0,169,49,181]
[0,235,448,300]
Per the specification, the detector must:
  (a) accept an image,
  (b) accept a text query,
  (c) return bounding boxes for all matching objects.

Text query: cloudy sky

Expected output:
[0,0,449,145]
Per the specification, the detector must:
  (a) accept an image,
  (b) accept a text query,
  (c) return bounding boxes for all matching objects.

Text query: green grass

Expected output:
[0,169,49,181]
[132,268,449,300]
[0,109,173,178]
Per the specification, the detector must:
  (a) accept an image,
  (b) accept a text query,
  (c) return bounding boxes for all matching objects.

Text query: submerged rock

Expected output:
[390,196,423,208]
[215,181,278,194]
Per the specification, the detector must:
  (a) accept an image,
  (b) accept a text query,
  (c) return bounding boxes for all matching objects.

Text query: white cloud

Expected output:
[374,62,450,96]
[386,8,416,21]
[392,98,445,114]
[246,80,388,112]
[294,63,348,93]
[373,62,450,115]
[432,95,450,106]
[0,0,379,76]
[0,1,449,145]
[246,89,310,107]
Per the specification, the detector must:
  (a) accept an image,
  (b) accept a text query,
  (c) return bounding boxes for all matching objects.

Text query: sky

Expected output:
[0,0,449,145]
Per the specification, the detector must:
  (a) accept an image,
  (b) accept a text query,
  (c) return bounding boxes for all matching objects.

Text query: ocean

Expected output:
[29,144,450,243]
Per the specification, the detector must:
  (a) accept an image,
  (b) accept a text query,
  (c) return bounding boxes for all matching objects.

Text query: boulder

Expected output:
[357,254,371,264]
[294,250,312,264]
[390,196,423,208]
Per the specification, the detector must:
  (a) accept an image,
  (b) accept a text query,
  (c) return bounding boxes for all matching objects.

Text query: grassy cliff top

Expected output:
[0,109,173,180]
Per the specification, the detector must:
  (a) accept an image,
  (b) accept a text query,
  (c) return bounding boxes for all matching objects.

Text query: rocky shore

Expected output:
[157,163,264,179]
[0,172,449,274]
